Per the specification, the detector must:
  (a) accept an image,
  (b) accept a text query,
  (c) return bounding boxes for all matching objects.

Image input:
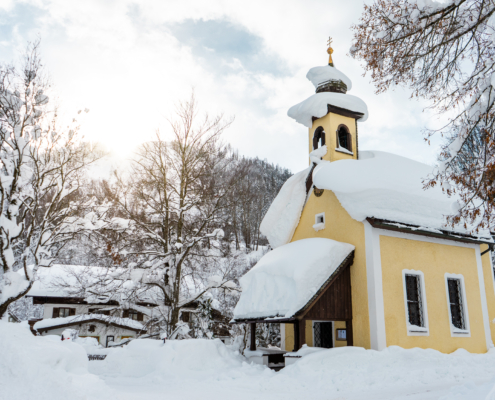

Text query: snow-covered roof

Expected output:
[25,265,109,298]
[306,65,352,91]
[33,314,144,332]
[313,151,492,239]
[24,264,158,304]
[260,166,312,248]
[288,92,368,128]
[233,238,355,320]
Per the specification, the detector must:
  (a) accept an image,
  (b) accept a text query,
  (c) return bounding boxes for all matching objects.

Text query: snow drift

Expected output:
[94,337,258,383]
[233,238,355,320]
[0,321,112,400]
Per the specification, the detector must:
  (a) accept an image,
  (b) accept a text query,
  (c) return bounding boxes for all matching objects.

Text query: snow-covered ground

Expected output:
[2,321,495,400]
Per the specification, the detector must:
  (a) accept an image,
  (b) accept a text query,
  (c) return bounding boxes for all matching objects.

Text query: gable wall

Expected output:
[290,189,370,349]
[380,235,489,353]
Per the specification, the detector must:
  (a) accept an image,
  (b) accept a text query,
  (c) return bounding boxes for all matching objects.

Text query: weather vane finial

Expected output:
[327,36,334,67]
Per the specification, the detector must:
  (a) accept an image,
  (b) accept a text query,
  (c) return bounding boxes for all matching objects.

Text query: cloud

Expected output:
[0,0,445,173]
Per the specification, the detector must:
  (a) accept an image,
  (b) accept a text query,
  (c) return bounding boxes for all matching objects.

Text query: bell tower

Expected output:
[288,37,368,164]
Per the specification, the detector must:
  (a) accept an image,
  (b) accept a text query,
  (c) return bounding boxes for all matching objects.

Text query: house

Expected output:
[232,41,495,356]
[26,264,230,345]
[27,265,156,347]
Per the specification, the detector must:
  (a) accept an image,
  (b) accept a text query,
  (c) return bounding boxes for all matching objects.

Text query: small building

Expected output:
[27,265,155,346]
[33,314,145,347]
[26,264,230,345]
[232,41,495,355]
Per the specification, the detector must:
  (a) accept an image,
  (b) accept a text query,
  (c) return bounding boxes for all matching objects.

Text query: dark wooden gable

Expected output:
[301,263,352,320]
[295,251,354,321]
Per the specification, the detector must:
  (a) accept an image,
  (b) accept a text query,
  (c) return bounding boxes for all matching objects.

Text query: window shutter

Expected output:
[347,132,352,152]
[137,312,144,321]
[69,308,76,316]
[123,310,129,318]
[52,308,59,318]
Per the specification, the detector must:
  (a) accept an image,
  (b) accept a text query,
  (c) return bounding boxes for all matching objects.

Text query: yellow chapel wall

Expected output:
[481,245,495,346]
[288,188,371,349]
[308,113,358,163]
[380,235,488,353]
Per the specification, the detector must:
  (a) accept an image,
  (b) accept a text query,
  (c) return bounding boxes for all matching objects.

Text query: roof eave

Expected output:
[366,217,494,245]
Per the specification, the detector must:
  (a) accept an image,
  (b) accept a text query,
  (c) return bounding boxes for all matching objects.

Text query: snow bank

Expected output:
[0,321,112,400]
[95,338,259,383]
[233,238,354,320]
[306,65,352,91]
[276,346,495,397]
[313,150,492,238]
[260,166,311,248]
[288,92,368,127]
[34,314,144,331]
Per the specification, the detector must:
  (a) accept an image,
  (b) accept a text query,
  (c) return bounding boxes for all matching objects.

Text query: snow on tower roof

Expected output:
[313,150,492,239]
[287,92,368,127]
[233,238,354,321]
[306,65,352,91]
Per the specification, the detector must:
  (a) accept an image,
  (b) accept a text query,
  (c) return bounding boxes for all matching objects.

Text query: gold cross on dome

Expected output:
[327,36,334,66]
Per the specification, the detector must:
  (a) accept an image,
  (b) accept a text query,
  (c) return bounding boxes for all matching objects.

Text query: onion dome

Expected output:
[306,38,352,94]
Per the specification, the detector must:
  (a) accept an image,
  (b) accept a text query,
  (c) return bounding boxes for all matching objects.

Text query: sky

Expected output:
[0,0,446,174]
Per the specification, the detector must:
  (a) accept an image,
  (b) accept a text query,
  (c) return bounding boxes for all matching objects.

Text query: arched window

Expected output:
[313,127,326,150]
[337,125,352,152]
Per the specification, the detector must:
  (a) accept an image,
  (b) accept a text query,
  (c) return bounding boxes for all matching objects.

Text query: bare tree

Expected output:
[80,93,241,335]
[0,42,103,317]
[351,0,495,232]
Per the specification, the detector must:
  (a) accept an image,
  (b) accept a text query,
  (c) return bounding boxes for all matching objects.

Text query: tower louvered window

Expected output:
[405,274,424,327]
[336,125,352,152]
[313,127,326,150]
[447,278,465,330]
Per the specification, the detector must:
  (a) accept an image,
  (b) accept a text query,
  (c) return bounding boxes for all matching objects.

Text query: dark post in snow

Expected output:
[250,322,256,351]
[293,320,300,352]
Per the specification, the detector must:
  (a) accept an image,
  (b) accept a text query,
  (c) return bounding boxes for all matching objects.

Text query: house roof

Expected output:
[260,151,493,250]
[232,238,355,322]
[24,264,158,305]
[312,151,493,241]
[33,314,145,333]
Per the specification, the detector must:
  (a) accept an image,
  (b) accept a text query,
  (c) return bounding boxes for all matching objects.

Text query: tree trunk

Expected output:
[0,282,33,319]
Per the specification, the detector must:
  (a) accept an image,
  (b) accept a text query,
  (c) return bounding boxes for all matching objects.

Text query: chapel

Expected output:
[232,39,495,357]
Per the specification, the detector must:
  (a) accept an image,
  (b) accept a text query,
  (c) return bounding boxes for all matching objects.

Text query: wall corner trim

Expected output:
[475,246,493,350]
[364,220,387,350]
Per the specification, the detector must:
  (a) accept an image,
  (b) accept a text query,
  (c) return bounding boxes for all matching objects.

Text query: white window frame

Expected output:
[312,320,335,348]
[444,273,471,337]
[313,212,325,232]
[402,269,429,336]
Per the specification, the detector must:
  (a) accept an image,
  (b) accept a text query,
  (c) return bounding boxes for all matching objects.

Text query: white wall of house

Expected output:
[42,303,151,323]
